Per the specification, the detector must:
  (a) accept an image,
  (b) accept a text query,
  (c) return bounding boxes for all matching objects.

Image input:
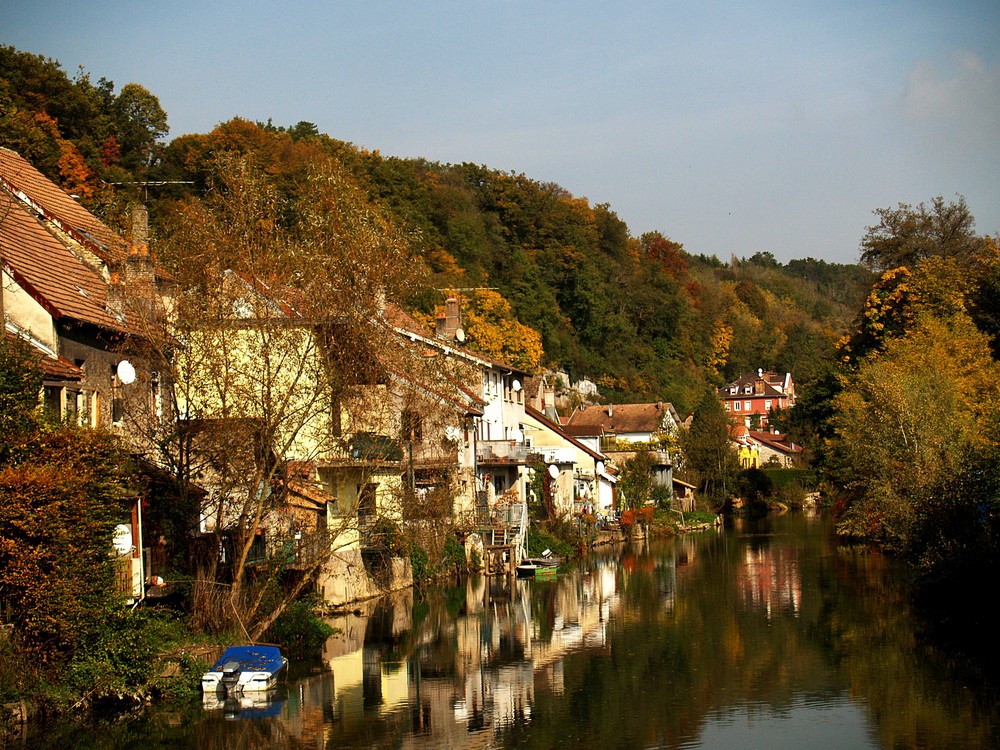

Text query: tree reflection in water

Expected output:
[20,515,1000,749]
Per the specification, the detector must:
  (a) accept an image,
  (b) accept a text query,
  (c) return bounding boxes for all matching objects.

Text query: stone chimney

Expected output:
[116,203,160,325]
[435,297,462,340]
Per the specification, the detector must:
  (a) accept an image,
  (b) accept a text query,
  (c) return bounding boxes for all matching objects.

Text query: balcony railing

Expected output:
[476,440,532,464]
[271,530,333,569]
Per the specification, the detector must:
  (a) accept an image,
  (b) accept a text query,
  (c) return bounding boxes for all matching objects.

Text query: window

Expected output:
[744,401,751,411]
[44,386,62,419]
[734,401,741,411]
[357,483,377,517]
[765,400,772,411]
[79,390,92,427]
[401,408,422,441]
[64,389,79,423]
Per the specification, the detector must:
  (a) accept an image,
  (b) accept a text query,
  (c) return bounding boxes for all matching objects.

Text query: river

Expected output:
[15,513,999,749]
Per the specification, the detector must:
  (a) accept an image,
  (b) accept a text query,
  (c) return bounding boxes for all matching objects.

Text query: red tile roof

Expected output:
[1,199,129,332]
[0,148,128,267]
[4,332,83,380]
[748,430,802,454]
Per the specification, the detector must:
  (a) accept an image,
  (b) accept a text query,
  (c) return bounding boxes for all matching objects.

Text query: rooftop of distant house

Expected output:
[565,402,679,436]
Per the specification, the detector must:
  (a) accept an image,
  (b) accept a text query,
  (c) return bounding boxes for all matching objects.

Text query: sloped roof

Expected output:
[566,402,676,436]
[0,147,129,267]
[748,430,802,455]
[386,365,485,417]
[383,304,529,377]
[384,303,431,337]
[1,198,130,332]
[525,404,605,463]
[719,370,789,399]
[4,330,83,381]
[728,424,751,442]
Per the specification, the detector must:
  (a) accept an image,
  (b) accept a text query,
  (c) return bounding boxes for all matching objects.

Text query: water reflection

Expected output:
[17,515,999,749]
[312,560,625,748]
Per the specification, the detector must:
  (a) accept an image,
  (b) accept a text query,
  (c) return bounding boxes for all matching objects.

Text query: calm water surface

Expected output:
[18,513,999,749]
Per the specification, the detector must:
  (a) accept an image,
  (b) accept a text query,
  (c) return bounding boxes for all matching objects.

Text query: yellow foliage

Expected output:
[705,323,733,379]
[446,289,543,372]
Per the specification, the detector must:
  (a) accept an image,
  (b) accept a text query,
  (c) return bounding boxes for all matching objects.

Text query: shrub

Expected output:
[620,509,635,530]
[66,607,157,697]
[0,427,126,669]
[410,544,430,583]
[264,598,335,660]
[442,534,466,574]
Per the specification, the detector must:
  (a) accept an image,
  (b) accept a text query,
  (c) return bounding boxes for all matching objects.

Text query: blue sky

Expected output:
[5,0,998,264]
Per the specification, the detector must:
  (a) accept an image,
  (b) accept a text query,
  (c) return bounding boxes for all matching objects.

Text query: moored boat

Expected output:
[201,645,288,695]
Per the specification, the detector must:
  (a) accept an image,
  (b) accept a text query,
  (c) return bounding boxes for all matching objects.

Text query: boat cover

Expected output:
[210,645,285,673]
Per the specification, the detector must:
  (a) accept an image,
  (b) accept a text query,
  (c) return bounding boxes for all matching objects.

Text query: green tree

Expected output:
[112,82,168,173]
[859,195,983,273]
[680,391,737,507]
[0,336,42,460]
[617,452,654,511]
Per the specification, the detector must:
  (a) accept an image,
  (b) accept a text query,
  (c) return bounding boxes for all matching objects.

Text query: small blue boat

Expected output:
[201,645,288,694]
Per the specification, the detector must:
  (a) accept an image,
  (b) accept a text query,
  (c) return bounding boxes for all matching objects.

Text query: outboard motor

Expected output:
[221,660,242,693]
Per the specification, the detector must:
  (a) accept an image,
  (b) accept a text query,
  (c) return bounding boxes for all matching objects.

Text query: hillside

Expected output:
[0,46,871,413]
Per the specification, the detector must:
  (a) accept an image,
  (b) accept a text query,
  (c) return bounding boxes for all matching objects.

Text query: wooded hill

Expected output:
[1,46,872,413]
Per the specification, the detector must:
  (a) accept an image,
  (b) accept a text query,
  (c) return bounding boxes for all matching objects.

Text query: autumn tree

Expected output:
[134,152,420,638]
[459,288,543,372]
[832,310,1000,583]
[0,338,157,696]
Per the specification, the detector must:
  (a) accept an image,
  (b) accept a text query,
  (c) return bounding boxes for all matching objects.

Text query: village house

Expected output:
[521,405,616,518]
[562,401,679,501]
[719,369,795,428]
[0,147,166,602]
[564,401,681,452]
[747,430,802,467]
[730,424,761,469]
[389,299,532,523]
[174,276,495,604]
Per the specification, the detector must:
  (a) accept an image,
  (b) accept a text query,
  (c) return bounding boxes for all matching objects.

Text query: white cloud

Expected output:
[902,51,1000,144]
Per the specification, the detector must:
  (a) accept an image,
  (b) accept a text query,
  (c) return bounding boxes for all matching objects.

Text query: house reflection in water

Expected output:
[277,554,626,748]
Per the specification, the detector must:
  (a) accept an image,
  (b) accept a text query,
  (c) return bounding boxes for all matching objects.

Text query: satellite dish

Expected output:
[117,359,136,384]
[548,464,559,479]
[512,379,522,392]
[455,328,466,343]
[112,524,133,555]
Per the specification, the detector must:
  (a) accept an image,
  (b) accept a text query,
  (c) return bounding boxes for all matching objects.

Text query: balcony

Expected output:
[272,530,333,570]
[476,440,532,465]
[321,432,404,467]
